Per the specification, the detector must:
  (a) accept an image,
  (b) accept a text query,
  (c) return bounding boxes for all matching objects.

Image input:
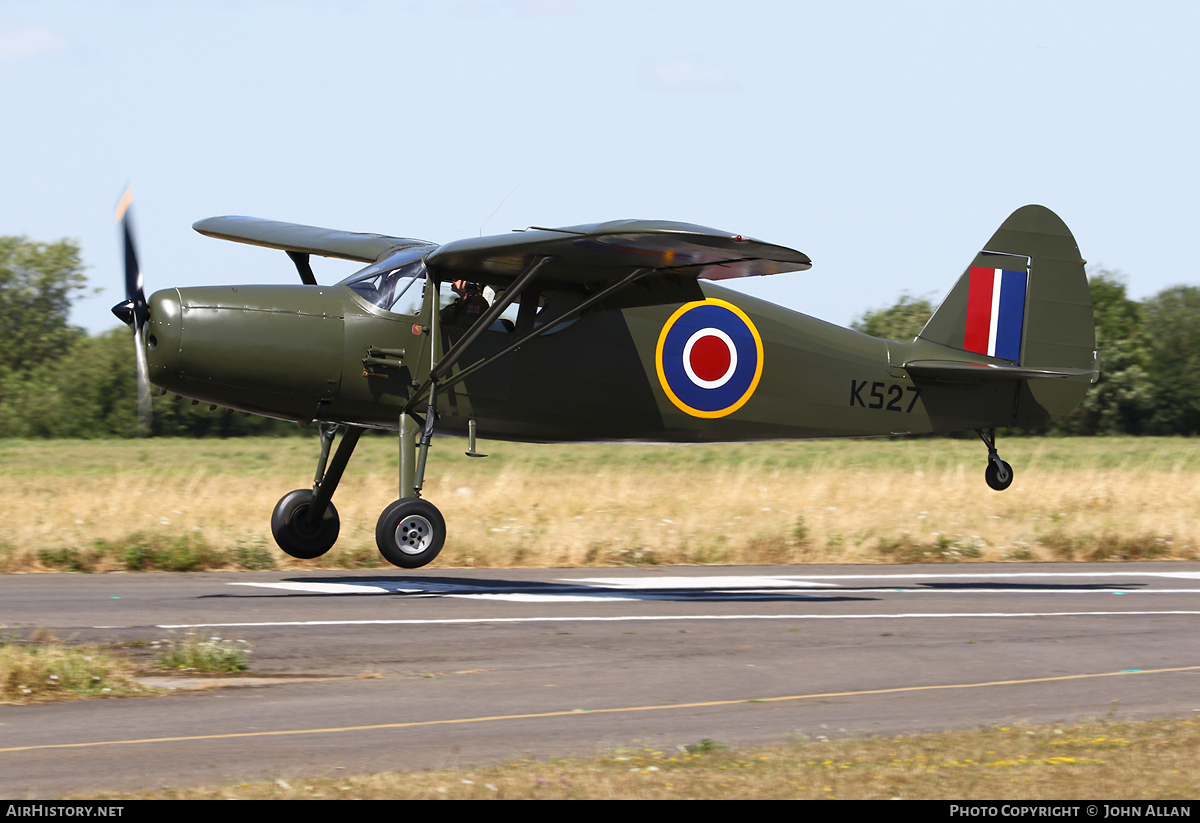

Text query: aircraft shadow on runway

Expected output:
[217,575,878,603]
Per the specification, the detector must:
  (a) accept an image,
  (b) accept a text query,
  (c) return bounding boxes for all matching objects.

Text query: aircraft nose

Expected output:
[145,288,182,381]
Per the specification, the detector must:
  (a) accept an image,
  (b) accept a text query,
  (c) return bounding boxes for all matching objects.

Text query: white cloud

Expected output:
[0,25,70,65]
[646,57,736,93]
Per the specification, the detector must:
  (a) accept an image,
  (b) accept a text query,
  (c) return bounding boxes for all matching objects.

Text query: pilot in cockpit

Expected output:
[440,279,489,325]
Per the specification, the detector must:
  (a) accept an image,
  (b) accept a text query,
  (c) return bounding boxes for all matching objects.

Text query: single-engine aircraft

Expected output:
[111,194,1098,569]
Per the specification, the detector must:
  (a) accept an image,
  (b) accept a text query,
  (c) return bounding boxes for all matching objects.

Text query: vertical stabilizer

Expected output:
[921,205,1093,368]
[917,205,1096,422]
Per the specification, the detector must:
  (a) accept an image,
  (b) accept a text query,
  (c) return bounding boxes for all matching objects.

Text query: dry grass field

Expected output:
[2,435,1199,572]
[89,717,1200,800]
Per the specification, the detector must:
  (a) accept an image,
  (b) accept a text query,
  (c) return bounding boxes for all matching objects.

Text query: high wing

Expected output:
[193,216,436,263]
[425,219,811,285]
[196,217,811,278]
[193,216,811,299]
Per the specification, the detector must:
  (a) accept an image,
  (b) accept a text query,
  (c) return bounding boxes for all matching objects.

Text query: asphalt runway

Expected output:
[3,561,1200,797]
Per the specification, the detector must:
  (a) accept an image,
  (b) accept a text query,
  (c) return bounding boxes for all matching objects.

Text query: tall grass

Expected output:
[0,636,144,704]
[2,436,1199,570]
[152,631,251,672]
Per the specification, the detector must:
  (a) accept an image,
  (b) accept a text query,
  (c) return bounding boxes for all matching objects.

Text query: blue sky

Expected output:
[2,0,1197,334]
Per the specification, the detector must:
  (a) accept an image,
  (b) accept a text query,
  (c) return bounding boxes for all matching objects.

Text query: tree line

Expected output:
[0,236,296,437]
[0,235,1196,437]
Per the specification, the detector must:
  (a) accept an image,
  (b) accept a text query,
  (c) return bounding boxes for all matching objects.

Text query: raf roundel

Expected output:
[655,299,764,418]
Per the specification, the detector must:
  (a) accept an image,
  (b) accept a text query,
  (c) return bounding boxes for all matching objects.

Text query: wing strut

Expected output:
[286,251,318,285]
[435,265,652,397]
[404,255,551,419]
[403,255,550,497]
[429,256,552,384]
[398,263,652,503]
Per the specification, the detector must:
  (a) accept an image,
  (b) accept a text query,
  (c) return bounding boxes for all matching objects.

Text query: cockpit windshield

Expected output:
[339,247,432,315]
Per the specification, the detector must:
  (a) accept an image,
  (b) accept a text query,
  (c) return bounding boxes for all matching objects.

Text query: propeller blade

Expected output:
[113,187,148,329]
[113,187,153,437]
[134,323,153,437]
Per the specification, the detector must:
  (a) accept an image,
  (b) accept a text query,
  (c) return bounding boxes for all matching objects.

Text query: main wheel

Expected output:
[271,489,340,559]
[985,459,1014,491]
[376,498,446,569]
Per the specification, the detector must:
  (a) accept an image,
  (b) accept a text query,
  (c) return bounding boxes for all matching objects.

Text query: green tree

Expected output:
[1142,285,1200,435]
[0,235,301,438]
[0,330,138,437]
[851,293,934,341]
[1055,271,1153,435]
[0,237,86,375]
[0,328,305,438]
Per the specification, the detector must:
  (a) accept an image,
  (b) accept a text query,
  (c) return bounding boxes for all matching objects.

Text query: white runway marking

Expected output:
[232,582,406,595]
[441,593,640,603]
[157,611,1200,629]
[229,581,643,601]
[562,576,841,588]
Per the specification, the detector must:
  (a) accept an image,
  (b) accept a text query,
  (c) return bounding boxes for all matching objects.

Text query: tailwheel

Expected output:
[985,458,1014,491]
[977,427,1014,491]
[271,489,340,559]
[376,498,446,569]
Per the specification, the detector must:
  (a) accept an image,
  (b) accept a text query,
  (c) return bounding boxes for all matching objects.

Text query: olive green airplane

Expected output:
[112,196,1097,569]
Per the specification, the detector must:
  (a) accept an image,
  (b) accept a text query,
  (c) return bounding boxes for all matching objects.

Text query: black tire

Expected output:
[271,489,339,559]
[376,498,446,569]
[985,459,1014,491]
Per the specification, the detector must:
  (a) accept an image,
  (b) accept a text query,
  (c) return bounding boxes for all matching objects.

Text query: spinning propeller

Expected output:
[110,188,153,436]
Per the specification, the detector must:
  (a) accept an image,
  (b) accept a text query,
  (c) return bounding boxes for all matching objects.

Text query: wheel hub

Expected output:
[290,504,324,539]
[395,514,433,554]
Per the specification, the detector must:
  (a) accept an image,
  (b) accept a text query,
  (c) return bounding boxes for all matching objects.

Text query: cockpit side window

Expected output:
[342,250,431,316]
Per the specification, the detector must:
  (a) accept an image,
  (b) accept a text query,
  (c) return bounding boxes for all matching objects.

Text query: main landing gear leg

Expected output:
[271,423,363,559]
[977,427,1014,491]
[376,406,446,569]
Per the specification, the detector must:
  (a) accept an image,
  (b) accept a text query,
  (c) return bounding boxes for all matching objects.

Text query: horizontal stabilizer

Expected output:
[904,359,1098,383]
[193,216,435,263]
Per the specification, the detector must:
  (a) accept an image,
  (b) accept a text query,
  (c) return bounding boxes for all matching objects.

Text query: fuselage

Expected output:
[144,279,1029,442]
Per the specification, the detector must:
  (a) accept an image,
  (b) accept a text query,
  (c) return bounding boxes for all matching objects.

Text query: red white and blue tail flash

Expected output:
[964,266,1027,361]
